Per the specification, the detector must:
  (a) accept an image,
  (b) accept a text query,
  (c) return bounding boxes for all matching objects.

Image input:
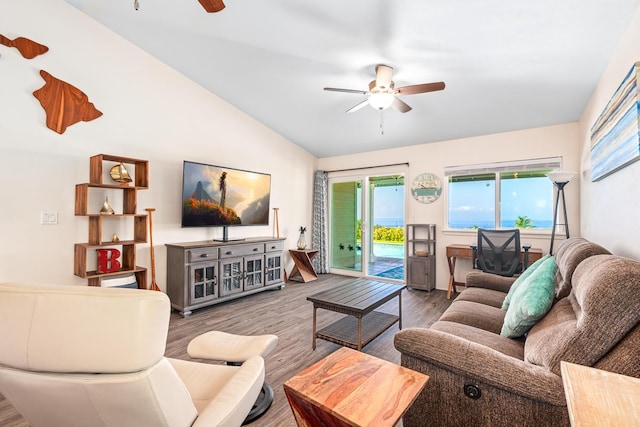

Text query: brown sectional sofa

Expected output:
[394,237,640,427]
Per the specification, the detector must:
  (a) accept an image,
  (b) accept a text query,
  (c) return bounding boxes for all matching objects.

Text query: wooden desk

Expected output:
[283,347,429,427]
[289,249,319,283]
[561,361,640,426]
[445,244,543,300]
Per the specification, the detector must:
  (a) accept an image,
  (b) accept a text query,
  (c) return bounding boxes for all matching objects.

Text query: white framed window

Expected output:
[445,157,562,230]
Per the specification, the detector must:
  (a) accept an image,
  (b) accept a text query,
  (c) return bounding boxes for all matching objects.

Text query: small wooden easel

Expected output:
[273,207,280,238]
[273,207,288,282]
[146,208,161,291]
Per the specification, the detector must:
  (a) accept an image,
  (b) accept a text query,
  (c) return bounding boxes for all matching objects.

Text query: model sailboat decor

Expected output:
[109,162,133,184]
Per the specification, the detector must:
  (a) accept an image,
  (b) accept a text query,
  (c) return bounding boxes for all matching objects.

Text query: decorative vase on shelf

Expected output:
[100,196,115,215]
[297,226,307,250]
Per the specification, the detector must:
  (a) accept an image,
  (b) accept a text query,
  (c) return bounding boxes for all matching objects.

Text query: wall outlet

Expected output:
[41,211,58,225]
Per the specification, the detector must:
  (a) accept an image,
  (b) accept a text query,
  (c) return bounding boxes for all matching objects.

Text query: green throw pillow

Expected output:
[501,254,551,311]
[500,256,557,338]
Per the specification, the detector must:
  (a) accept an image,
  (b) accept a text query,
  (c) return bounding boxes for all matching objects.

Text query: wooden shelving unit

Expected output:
[74,154,149,287]
[405,224,436,291]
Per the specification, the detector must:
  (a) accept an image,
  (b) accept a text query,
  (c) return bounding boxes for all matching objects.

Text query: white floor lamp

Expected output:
[547,172,576,255]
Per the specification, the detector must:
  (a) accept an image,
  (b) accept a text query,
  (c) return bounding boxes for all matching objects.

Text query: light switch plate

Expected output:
[41,211,58,225]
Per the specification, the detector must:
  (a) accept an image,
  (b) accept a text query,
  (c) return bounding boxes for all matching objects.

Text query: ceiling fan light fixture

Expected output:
[368,92,394,110]
[324,64,446,118]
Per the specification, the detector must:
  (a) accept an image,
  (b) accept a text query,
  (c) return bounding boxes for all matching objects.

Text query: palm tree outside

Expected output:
[514,215,534,228]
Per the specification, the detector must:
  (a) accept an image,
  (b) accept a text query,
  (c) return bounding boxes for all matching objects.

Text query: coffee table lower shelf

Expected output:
[316,311,399,350]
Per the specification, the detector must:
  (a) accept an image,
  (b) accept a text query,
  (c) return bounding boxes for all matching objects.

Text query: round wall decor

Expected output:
[411,173,442,204]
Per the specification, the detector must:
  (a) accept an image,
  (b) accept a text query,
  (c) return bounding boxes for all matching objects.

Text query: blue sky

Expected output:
[500,177,553,222]
[374,186,405,219]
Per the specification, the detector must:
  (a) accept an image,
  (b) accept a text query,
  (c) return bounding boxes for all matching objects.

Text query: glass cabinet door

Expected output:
[265,253,282,285]
[189,262,218,304]
[220,258,243,296]
[244,255,264,291]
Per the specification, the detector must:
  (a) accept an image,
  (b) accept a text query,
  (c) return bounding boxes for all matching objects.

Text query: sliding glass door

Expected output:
[329,179,363,274]
[329,171,405,280]
[367,175,405,279]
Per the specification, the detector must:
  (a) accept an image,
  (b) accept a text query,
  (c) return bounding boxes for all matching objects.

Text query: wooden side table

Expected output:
[283,347,429,427]
[288,249,319,283]
[561,361,640,426]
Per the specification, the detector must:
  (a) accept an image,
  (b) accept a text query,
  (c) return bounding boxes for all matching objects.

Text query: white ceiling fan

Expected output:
[324,64,445,114]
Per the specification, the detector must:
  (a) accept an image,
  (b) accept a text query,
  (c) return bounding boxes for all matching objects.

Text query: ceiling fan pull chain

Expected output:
[380,110,384,135]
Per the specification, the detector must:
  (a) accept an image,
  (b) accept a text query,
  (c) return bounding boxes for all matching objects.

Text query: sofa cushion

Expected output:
[525,255,640,376]
[430,320,525,360]
[439,300,506,334]
[594,323,640,378]
[501,256,557,338]
[553,238,610,300]
[501,254,551,311]
[465,270,516,294]
[453,287,506,308]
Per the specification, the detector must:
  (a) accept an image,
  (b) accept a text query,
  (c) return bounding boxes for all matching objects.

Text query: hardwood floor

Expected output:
[0,274,452,426]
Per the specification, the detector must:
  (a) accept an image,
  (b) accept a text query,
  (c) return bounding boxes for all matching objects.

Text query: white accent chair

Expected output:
[188,331,279,424]
[0,282,265,427]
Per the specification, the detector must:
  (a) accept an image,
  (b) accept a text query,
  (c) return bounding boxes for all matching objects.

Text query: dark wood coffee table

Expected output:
[307,279,405,351]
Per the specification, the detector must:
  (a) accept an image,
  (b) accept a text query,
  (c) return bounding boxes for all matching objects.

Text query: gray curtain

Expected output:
[311,170,329,274]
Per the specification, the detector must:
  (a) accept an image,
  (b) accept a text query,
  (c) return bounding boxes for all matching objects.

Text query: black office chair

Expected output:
[471,228,530,277]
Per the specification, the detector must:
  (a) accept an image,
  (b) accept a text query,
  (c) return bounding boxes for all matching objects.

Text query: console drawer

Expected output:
[219,244,263,258]
[187,247,219,262]
[265,241,284,253]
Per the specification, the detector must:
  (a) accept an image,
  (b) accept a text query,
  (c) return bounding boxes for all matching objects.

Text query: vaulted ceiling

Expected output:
[66,0,640,157]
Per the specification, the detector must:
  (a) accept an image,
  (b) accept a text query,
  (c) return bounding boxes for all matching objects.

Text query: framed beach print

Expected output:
[590,61,640,181]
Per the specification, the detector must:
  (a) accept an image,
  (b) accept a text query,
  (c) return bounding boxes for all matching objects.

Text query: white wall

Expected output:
[578,5,640,259]
[319,122,580,290]
[0,0,317,288]
[5,0,634,293]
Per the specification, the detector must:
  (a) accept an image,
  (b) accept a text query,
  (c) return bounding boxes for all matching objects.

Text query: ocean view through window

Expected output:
[373,217,405,227]
[448,219,554,229]
[445,158,561,230]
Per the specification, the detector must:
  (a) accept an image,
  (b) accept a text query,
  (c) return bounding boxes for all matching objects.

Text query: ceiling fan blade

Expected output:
[324,87,368,95]
[346,99,370,113]
[392,97,412,113]
[375,64,393,89]
[198,0,225,13]
[396,81,445,95]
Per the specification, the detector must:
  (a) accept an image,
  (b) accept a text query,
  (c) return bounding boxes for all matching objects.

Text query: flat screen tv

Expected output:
[181,161,271,238]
